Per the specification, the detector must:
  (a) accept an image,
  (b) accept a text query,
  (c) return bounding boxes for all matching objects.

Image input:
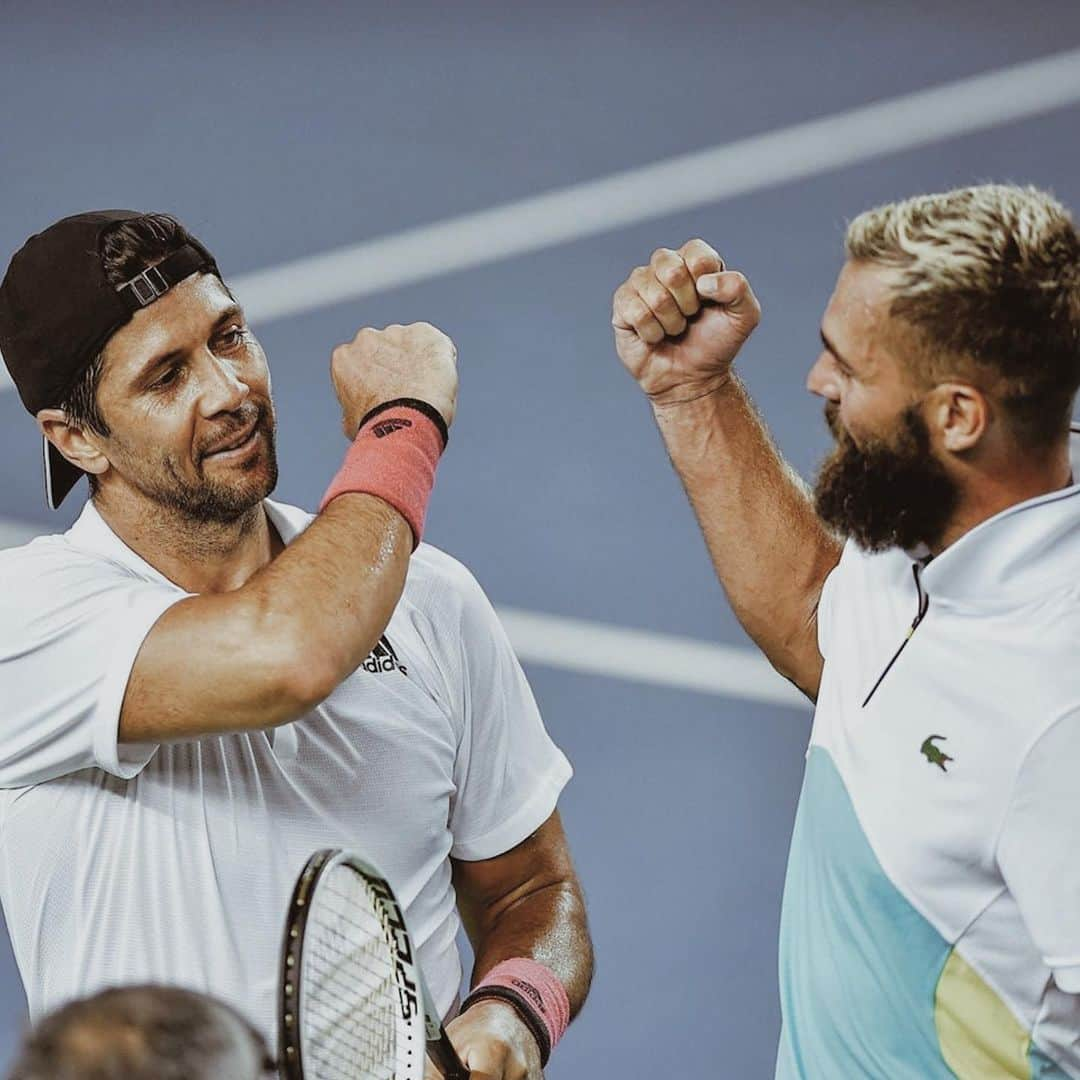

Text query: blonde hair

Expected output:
[845,184,1080,448]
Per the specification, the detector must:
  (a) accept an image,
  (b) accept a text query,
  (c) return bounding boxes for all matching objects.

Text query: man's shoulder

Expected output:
[405,542,484,617]
[0,529,143,638]
[0,529,111,582]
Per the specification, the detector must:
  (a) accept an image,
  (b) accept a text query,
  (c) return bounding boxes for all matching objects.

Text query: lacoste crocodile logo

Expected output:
[920,735,953,773]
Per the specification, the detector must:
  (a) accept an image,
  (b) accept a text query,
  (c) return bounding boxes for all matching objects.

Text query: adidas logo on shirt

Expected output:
[362,635,408,676]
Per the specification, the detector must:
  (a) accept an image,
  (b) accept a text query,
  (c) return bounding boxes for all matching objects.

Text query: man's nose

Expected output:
[197,351,250,417]
[806,352,841,401]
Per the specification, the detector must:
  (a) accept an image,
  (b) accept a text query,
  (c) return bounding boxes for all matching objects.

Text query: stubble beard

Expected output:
[813,403,960,553]
[117,404,280,527]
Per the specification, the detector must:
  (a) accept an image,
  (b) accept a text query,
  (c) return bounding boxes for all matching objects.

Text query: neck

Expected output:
[91,488,282,593]
[930,440,1073,556]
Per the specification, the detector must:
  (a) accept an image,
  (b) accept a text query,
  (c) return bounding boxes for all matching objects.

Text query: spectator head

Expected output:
[6,985,274,1080]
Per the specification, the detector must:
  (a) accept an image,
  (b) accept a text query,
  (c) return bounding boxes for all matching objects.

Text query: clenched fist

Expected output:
[612,239,761,407]
[331,322,459,439]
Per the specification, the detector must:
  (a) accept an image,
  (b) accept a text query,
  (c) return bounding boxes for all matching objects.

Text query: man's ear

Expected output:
[36,409,111,477]
[925,382,989,453]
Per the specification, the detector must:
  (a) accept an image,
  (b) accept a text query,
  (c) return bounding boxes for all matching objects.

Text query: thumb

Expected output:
[696,270,753,309]
[463,1070,499,1080]
[462,1041,507,1080]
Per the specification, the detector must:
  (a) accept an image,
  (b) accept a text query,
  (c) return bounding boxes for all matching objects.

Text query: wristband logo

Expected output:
[510,977,547,1015]
[372,417,414,438]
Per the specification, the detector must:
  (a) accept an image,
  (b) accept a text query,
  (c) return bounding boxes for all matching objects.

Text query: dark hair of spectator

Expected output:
[6,984,273,1080]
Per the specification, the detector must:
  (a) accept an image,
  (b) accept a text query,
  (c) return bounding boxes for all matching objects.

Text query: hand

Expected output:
[331,322,459,439]
[612,239,761,407]
[425,1001,543,1080]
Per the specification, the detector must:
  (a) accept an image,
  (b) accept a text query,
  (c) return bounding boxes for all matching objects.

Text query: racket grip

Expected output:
[429,1034,470,1079]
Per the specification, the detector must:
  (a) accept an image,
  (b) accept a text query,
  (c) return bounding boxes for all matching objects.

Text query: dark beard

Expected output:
[130,405,279,525]
[813,403,959,553]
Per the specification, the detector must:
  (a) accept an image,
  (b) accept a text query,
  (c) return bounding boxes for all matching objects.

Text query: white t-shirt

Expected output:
[776,432,1080,1079]
[0,499,572,1043]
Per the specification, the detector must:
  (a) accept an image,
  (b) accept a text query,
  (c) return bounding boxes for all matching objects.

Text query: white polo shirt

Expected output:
[0,499,572,1042]
[777,433,1080,1079]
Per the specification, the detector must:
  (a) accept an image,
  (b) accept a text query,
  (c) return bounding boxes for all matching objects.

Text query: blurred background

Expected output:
[2,2,1079,1074]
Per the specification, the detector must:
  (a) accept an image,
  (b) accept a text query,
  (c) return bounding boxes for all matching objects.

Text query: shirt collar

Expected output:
[916,427,1080,609]
[64,498,311,589]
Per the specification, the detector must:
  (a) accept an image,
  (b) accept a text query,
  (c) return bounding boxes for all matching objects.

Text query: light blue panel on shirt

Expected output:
[776,747,954,1079]
[1030,1046,1069,1078]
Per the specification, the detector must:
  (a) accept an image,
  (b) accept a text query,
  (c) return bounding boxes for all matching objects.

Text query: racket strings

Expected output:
[300,868,412,1079]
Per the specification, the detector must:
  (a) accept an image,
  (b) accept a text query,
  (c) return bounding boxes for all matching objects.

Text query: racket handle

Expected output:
[429,1034,470,1079]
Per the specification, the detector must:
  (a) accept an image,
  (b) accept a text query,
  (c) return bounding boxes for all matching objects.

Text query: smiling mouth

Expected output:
[203,425,260,460]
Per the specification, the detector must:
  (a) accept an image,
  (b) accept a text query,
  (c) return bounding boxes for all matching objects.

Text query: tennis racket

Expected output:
[278,848,469,1080]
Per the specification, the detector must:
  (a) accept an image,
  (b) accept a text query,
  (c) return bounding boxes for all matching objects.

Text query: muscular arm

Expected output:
[442,811,592,1077]
[614,241,840,701]
[120,494,413,741]
[652,378,840,700]
[452,811,592,1015]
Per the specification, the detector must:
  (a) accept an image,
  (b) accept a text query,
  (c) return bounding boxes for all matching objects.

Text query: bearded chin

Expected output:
[813,407,959,553]
[134,424,279,526]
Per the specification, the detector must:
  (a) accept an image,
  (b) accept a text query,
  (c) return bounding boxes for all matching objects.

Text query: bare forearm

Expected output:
[467,878,593,1019]
[652,375,841,689]
[247,493,412,696]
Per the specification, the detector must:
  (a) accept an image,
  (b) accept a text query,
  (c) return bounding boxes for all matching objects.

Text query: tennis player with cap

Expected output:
[0,210,592,1080]
[614,184,1080,1077]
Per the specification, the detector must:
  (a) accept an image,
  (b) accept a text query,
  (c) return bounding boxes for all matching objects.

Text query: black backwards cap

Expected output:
[0,210,220,508]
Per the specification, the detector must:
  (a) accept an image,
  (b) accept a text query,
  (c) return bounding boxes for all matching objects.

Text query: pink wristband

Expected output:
[319,399,447,548]
[461,958,570,1066]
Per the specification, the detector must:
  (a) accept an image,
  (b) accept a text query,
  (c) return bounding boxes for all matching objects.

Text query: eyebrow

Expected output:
[133,304,246,386]
[820,329,854,372]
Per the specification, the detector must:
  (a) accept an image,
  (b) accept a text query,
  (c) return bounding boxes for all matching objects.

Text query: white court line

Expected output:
[0,516,807,709]
[497,607,808,710]
[2,47,1079,390]
[181,48,1080,323]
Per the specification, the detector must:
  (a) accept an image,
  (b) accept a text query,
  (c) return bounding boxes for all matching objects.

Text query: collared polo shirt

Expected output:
[777,434,1080,1079]
[0,499,572,1043]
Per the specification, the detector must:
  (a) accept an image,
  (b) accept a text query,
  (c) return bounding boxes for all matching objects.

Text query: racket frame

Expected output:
[277,848,468,1080]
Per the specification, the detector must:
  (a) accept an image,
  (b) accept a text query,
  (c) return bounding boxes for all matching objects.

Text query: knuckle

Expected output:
[658,262,689,288]
[648,285,676,311]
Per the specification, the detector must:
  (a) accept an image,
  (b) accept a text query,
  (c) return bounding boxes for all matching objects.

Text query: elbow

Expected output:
[263,620,386,715]
[270,632,341,714]
[251,610,346,717]
[241,588,390,719]
[275,657,336,714]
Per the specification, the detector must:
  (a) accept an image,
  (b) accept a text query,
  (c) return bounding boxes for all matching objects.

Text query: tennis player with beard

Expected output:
[614,185,1080,1078]
[0,211,592,1080]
